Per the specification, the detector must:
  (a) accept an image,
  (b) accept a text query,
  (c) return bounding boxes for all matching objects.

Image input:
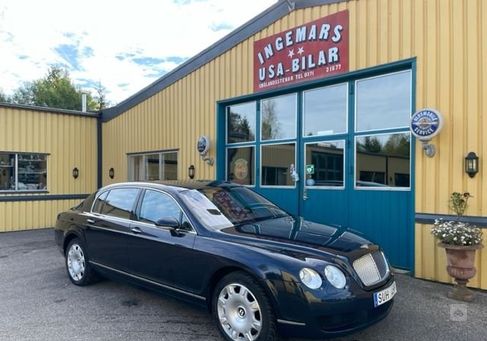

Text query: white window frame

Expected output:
[127,150,178,182]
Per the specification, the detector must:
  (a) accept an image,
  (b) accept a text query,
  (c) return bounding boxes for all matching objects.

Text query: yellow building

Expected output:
[1,0,486,289]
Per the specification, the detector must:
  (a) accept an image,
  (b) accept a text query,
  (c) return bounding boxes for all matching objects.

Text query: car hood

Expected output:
[217,216,377,261]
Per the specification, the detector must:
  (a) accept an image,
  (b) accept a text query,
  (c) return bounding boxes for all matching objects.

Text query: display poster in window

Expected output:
[254,10,349,92]
[233,158,249,181]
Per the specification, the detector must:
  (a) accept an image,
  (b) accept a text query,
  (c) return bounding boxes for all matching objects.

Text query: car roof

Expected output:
[99,180,239,194]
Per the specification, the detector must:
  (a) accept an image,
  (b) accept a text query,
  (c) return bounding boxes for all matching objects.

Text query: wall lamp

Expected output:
[188,165,195,179]
[108,168,115,179]
[72,167,79,179]
[465,152,479,178]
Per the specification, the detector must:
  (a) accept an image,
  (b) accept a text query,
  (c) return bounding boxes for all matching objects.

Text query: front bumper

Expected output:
[273,275,395,339]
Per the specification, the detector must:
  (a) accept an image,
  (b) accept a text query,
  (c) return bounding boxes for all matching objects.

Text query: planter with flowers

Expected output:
[431,192,484,302]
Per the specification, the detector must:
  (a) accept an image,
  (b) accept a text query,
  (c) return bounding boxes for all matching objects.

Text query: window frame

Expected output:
[134,188,196,233]
[0,152,49,193]
[127,150,178,182]
[259,141,297,189]
[354,70,412,134]
[302,82,349,138]
[303,139,346,190]
[353,132,412,191]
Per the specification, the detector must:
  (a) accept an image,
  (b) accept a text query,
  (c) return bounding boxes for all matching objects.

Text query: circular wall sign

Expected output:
[410,108,444,141]
[233,159,248,180]
[197,136,210,155]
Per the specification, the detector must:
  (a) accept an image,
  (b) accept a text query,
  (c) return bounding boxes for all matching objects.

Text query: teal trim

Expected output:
[410,58,417,274]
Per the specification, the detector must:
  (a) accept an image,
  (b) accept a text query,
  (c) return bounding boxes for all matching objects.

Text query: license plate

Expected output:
[373,281,397,307]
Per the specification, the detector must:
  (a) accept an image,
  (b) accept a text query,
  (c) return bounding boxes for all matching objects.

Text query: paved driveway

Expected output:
[0,229,486,341]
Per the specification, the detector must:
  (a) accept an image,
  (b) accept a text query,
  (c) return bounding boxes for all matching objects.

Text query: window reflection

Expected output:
[261,94,296,140]
[303,83,347,136]
[356,133,410,188]
[356,71,411,131]
[261,143,295,186]
[227,102,256,143]
[305,141,344,187]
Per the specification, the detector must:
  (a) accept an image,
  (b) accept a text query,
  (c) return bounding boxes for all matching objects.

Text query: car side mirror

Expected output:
[156,217,181,229]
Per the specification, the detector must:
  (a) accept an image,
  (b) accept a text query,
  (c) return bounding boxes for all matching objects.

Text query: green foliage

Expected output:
[0,90,8,103]
[449,192,472,217]
[10,66,97,111]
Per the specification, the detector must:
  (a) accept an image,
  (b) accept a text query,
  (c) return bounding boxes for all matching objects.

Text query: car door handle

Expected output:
[87,219,95,224]
[131,227,142,234]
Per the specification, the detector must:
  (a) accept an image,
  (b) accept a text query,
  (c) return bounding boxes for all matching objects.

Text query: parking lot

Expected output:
[0,229,486,341]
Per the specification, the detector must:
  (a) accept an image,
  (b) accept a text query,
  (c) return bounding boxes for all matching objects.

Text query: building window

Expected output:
[355,133,410,188]
[227,101,257,144]
[128,151,178,181]
[261,94,297,141]
[261,143,295,187]
[226,147,255,186]
[0,152,48,192]
[305,141,345,187]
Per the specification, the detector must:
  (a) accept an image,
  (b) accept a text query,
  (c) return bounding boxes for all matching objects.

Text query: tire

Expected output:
[212,271,278,341]
[65,238,98,286]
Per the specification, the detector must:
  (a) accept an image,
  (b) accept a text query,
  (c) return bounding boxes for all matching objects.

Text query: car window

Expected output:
[139,190,182,225]
[92,191,109,213]
[101,188,139,219]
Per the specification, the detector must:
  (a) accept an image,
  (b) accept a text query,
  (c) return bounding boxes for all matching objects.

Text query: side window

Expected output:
[92,191,109,213]
[139,190,182,225]
[101,188,139,219]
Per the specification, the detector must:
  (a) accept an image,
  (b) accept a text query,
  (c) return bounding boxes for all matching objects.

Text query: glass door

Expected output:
[300,83,350,226]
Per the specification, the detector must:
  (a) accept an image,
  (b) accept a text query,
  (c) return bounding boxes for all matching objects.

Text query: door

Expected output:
[127,189,198,293]
[84,188,140,271]
[222,68,414,270]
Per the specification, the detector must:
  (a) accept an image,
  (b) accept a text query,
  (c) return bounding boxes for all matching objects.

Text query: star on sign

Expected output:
[297,47,305,55]
[288,49,295,58]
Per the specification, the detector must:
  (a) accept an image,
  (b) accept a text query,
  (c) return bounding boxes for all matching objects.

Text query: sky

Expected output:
[0,0,277,105]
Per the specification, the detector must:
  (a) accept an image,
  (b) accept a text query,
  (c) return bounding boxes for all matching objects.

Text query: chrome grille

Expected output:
[353,252,389,286]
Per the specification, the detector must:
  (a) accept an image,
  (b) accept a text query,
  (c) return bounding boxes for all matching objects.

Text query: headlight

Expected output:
[299,268,322,289]
[324,265,346,289]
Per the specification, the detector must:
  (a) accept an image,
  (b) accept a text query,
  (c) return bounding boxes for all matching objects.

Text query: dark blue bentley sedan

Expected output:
[55,181,396,340]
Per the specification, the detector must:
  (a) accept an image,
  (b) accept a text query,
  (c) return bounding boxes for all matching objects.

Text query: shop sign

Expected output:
[410,108,444,141]
[233,159,249,180]
[253,10,349,92]
[197,136,210,155]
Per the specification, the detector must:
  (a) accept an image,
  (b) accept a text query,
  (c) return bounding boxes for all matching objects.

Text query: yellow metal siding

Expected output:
[102,0,486,288]
[0,107,98,231]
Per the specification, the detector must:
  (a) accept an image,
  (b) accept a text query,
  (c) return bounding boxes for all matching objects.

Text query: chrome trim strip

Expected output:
[89,261,206,301]
[277,319,306,326]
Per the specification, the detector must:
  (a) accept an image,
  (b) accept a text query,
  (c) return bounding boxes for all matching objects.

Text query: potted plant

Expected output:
[431,192,484,301]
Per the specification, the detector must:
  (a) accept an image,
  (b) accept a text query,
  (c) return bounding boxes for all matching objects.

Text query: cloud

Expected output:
[0,0,278,104]
[209,21,233,32]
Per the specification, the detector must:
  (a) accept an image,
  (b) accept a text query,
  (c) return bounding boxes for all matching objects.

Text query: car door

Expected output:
[126,189,197,292]
[84,187,140,271]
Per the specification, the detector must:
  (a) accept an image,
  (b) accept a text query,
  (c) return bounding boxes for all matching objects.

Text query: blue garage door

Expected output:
[220,68,414,270]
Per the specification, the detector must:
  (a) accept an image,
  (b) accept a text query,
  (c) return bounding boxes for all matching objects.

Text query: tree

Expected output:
[10,66,97,111]
[93,81,110,110]
[261,99,281,140]
[0,90,8,103]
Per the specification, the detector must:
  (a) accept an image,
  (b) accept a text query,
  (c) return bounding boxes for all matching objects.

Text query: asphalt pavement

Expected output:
[0,229,486,341]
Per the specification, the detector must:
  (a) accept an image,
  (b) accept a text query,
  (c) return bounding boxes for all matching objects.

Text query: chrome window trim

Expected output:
[89,260,205,301]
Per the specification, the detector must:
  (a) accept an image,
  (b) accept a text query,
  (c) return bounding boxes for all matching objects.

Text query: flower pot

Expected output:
[438,243,484,302]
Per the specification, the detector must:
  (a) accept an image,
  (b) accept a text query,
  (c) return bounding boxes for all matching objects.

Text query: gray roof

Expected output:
[0,102,99,118]
[101,0,348,122]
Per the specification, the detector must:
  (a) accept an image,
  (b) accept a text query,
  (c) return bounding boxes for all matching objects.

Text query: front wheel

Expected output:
[65,238,97,286]
[212,272,277,341]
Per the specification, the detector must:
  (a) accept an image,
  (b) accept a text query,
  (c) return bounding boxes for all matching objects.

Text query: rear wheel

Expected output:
[65,238,97,286]
[212,272,277,341]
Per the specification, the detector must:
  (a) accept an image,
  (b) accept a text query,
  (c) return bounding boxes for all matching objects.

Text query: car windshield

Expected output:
[179,186,289,229]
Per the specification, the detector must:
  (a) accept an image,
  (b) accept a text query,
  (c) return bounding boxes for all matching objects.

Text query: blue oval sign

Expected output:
[410,108,443,140]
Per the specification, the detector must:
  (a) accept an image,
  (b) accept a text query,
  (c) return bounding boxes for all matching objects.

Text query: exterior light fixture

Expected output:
[465,152,479,178]
[188,165,195,179]
[109,168,115,179]
[72,167,79,179]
